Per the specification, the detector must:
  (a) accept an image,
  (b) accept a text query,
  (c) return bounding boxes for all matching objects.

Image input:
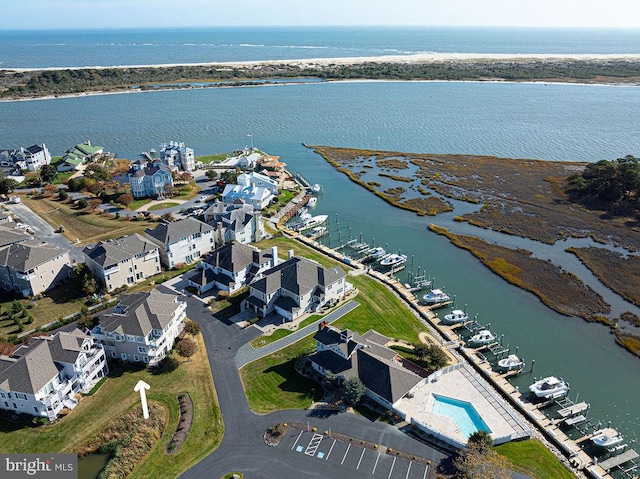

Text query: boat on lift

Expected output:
[379,253,407,268]
[528,376,570,399]
[422,288,451,305]
[468,329,497,346]
[442,309,469,324]
[364,247,386,262]
[591,428,624,448]
[497,354,525,371]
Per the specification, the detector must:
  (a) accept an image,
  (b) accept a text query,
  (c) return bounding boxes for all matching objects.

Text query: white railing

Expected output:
[16,272,35,280]
[411,417,466,450]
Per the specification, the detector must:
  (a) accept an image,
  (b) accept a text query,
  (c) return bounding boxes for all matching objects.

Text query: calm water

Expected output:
[1,26,640,68]
[1,25,639,446]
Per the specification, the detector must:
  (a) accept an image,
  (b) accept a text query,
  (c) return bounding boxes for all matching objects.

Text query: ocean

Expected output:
[1,27,639,447]
[1,26,640,68]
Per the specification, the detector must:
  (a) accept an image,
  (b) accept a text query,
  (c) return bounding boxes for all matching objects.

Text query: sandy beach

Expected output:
[6,52,640,72]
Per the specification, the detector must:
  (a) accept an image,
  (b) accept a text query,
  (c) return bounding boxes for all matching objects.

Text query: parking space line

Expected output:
[422,464,429,479]
[356,448,366,469]
[388,456,396,479]
[305,433,323,456]
[341,443,351,465]
[325,439,336,460]
[405,461,412,479]
[372,451,381,474]
[291,430,304,450]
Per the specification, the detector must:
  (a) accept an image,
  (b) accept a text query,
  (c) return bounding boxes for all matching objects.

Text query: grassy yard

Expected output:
[497,439,576,479]
[197,153,228,164]
[148,202,181,211]
[239,337,321,413]
[20,195,158,245]
[262,190,297,217]
[249,314,322,348]
[0,333,222,479]
[128,198,153,210]
[253,236,344,270]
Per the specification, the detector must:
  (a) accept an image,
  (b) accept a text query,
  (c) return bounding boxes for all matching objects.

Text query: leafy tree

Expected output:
[77,198,88,209]
[176,338,197,361]
[454,440,511,479]
[341,377,365,406]
[117,192,134,206]
[58,189,68,201]
[88,198,103,212]
[0,175,18,195]
[205,169,218,180]
[220,169,241,185]
[468,430,493,453]
[412,342,448,371]
[67,177,87,192]
[85,164,110,181]
[39,164,58,184]
[184,321,201,336]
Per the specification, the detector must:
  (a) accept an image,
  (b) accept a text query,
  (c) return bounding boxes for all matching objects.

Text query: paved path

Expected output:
[235,300,360,368]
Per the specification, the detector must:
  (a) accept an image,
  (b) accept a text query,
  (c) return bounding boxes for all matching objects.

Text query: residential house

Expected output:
[257,155,288,187]
[83,234,161,291]
[127,160,174,199]
[0,223,32,247]
[220,171,279,210]
[309,324,427,410]
[158,141,195,172]
[57,141,104,172]
[0,329,108,421]
[0,240,71,297]
[91,290,187,366]
[185,242,277,295]
[241,253,349,321]
[203,200,264,245]
[0,144,51,173]
[237,171,279,194]
[144,217,216,269]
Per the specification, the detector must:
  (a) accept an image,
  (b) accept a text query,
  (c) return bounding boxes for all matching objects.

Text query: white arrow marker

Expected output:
[134,380,151,419]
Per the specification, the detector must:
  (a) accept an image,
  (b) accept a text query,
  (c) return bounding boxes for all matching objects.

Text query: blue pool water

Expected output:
[431,394,492,438]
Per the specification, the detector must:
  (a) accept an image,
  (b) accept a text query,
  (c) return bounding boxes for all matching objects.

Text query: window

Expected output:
[15,393,27,400]
[34,407,39,413]
[0,393,4,398]
[133,355,139,362]
[111,351,117,358]
[121,353,127,361]
[138,346,146,353]
[143,357,149,363]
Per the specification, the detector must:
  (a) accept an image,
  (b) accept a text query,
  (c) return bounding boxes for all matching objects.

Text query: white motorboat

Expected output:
[295,214,328,231]
[379,253,407,267]
[592,428,624,448]
[306,197,317,208]
[364,247,386,261]
[311,183,322,193]
[528,376,570,399]
[422,289,451,305]
[497,354,525,371]
[442,309,469,324]
[469,329,497,346]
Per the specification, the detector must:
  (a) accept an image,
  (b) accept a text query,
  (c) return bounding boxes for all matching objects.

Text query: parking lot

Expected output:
[281,429,430,479]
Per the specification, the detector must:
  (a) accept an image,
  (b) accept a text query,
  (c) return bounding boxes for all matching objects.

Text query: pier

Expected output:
[281,214,636,479]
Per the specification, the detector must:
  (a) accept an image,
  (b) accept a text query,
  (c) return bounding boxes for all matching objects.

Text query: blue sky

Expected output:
[4,0,640,29]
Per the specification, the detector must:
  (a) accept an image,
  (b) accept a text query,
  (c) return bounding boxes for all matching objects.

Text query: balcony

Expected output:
[16,272,35,281]
[104,265,120,274]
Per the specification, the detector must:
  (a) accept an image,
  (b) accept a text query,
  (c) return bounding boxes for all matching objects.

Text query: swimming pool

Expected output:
[431,394,492,438]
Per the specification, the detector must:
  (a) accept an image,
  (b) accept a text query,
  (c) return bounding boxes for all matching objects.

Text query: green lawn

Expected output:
[249,314,322,348]
[129,198,153,210]
[253,236,344,270]
[148,202,180,211]
[496,439,576,479]
[0,334,222,479]
[197,153,228,164]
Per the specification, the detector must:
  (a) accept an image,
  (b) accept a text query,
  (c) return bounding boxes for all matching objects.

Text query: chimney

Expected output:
[318,321,328,331]
[288,249,294,260]
[271,246,278,267]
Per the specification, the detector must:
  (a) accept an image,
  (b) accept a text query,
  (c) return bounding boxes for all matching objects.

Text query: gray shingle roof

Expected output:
[145,217,214,246]
[83,233,157,268]
[97,290,182,336]
[0,329,90,395]
[0,239,68,273]
[203,242,261,274]
[251,257,345,296]
[0,225,31,248]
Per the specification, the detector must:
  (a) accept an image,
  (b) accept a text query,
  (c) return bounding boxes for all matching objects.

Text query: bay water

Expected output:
[1,26,639,445]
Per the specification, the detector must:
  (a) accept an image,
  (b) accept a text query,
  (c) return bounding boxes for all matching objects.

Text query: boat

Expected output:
[306,197,317,208]
[311,183,322,193]
[497,354,525,371]
[469,329,497,346]
[422,289,451,305]
[442,309,469,324]
[591,428,624,448]
[528,376,570,399]
[306,226,327,239]
[379,253,407,268]
[295,214,328,231]
[364,247,386,262]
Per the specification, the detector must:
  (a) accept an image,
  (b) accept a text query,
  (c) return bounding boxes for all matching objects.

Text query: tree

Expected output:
[85,163,109,181]
[176,338,197,362]
[88,198,103,212]
[221,169,241,185]
[341,377,365,406]
[39,164,58,184]
[205,169,218,180]
[77,198,88,209]
[184,321,201,336]
[468,430,493,453]
[412,342,448,371]
[117,192,134,206]
[58,189,68,201]
[0,175,18,195]
[454,440,511,479]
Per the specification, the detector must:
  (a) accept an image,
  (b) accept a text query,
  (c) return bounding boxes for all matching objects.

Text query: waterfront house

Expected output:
[91,290,186,366]
[310,324,426,410]
[83,233,161,291]
[241,253,349,322]
[144,217,216,269]
[185,242,277,295]
[158,141,195,172]
[0,329,108,421]
[127,160,174,199]
[57,141,104,172]
[0,240,71,297]
[0,144,51,173]
[237,171,279,194]
[203,200,264,245]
